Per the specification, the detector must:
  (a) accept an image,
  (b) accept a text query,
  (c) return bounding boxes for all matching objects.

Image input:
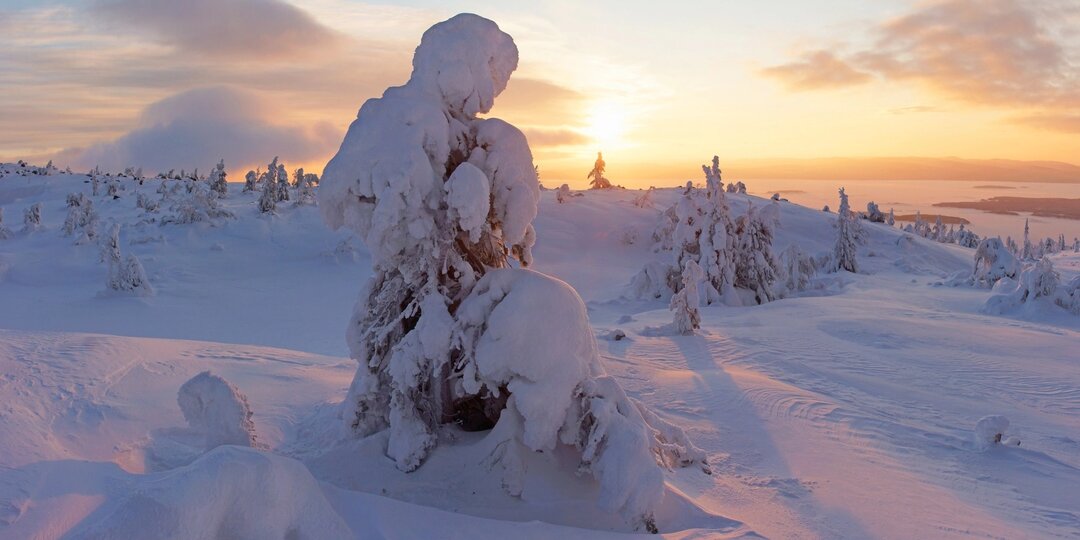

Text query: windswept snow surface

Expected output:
[1,169,1079,538]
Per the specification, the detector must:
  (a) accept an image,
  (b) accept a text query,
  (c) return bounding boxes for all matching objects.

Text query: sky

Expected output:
[1,0,1079,187]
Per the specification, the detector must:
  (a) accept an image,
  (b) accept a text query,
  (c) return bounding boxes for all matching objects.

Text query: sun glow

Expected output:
[583,101,628,150]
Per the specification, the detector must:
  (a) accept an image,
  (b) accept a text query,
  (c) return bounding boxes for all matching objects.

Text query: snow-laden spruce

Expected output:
[0,208,12,240]
[972,237,1018,288]
[177,371,258,451]
[318,13,704,530]
[734,201,781,304]
[587,152,613,189]
[670,260,704,334]
[831,187,858,273]
[22,203,42,233]
[102,223,154,296]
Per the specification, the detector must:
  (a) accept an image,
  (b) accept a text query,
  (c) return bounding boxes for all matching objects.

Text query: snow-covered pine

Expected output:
[734,202,780,304]
[258,167,278,214]
[0,208,12,239]
[779,244,817,295]
[985,257,1059,314]
[209,159,228,198]
[243,170,258,193]
[972,237,1018,287]
[62,193,99,242]
[668,156,740,305]
[632,187,655,208]
[886,207,895,226]
[275,163,290,202]
[866,201,885,223]
[831,187,858,273]
[1021,218,1033,260]
[555,183,572,203]
[587,152,612,189]
[22,203,42,233]
[178,371,259,451]
[103,223,153,296]
[317,14,702,530]
[670,259,703,334]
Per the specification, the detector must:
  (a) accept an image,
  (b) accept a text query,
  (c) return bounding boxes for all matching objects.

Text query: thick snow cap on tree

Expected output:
[318,13,538,264]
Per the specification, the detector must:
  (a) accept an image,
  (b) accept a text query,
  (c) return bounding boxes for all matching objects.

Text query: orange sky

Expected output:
[1,0,1078,188]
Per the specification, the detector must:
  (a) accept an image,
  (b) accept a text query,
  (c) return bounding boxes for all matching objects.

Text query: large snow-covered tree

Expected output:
[317,14,702,531]
[972,237,1018,287]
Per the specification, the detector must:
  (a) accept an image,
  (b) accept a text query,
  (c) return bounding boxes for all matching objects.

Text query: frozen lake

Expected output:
[741,179,1080,243]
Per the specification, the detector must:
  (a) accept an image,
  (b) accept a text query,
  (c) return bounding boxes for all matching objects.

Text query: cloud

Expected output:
[61,86,340,173]
[89,0,340,59]
[763,0,1078,108]
[523,128,587,147]
[1011,114,1080,133]
[760,50,872,90]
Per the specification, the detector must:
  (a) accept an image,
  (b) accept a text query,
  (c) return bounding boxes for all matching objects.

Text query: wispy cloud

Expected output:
[60,86,340,172]
[89,0,341,59]
[762,0,1079,131]
[761,50,872,90]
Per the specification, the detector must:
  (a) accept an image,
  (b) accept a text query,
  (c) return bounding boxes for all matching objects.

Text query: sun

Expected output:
[583,101,628,150]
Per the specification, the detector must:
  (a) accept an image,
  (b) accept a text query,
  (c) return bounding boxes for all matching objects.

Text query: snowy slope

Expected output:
[1,168,1078,538]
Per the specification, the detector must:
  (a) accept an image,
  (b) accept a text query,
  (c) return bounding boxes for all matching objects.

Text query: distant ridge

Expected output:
[723,157,1080,183]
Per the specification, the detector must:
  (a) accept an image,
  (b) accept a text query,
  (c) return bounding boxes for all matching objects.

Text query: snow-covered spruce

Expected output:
[62,192,99,243]
[258,160,278,213]
[734,201,780,304]
[831,187,858,273]
[22,203,43,233]
[208,159,228,198]
[243,169,258,193]
[778,244,817,296]
[671,157,740,305]
[555,183,572,203]
[670,260,703,334]
[587,151,612,189]
[275,162,290,202]
[102,223,154,296]
[0,208,12,239]
[177,371,258,451]
[865,201,885,223]
[318,14,702,530]
[984,257,1059,315]
[972,237,1018,288]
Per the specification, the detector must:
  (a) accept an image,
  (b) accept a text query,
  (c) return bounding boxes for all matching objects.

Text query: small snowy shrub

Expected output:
[178,371,258,451]
[629,261,678,300]
[865,201,885,223]
[632,187,655,208]
[62,194,99,242]
[555,183,572,203]
[208,159,228,198]
[162,182,233,225]
[779,245,817,296]
[1054,276,1080,314]
[972,237,1018,287]
[103,224,154,296]
[0,208,12,239]
[974,415,1020,449]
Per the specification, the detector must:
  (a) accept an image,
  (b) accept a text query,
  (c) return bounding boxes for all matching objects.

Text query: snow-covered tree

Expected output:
[0,208,12,239]
[555,183,572,203]
[632,187,655,208]
[972,237,1018,287]
[865,201,885,223]
[822,205,830,213]
[22,203,42,233]
[91,168,101,196]
[243,170,258,193]
[586,152,612,189]
[178,371,258,451]
[275,163,290,202]
[1074,238,1079,253]
[1056,275,1080,314]
[779,245,817,295]
[62,194,99,242]
[734,202,780,304]
[103,223,153,295]
[209,159,228,198]
[955,223,979,248]
[162,182,234,225]
[886,207,895,226]
[258,164,278,214]
[295,171,318,205]
[671,156,741,305]
[670,259,703,334]
[932,215,945,242]
[317,15,702,530]
[831,187,858,273]
[985,257,1058,314]
[1021,218,1033,260]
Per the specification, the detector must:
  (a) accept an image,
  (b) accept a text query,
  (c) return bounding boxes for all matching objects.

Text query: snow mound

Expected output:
[457,268,707,530]
[69,446,351,539]
[177,371,258,451]
[974,415,1020,450]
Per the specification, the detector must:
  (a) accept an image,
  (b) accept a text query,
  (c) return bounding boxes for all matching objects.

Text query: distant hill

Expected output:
[723,157,1080,183]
